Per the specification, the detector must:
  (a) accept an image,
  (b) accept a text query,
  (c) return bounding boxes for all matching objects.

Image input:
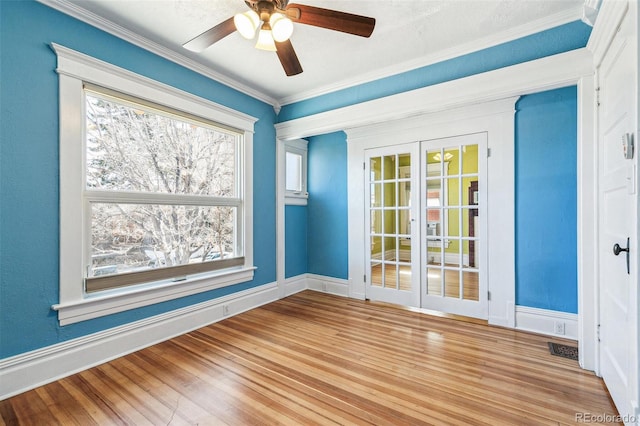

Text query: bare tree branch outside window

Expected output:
[85,93,239,277]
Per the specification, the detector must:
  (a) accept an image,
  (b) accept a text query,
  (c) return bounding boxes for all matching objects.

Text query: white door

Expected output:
[365,144,420,307]
[597,3,638,421]
[421,133,488,319]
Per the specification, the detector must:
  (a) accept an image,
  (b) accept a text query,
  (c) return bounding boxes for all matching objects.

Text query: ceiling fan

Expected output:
[183,0,376,76]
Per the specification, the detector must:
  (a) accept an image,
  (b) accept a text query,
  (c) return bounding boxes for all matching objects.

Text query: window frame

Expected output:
[52,43,257,326]
[284,139,308,205]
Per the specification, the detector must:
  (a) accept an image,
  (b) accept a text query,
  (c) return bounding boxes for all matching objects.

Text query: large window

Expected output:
[84,88,244,292]
[53,44,256,325]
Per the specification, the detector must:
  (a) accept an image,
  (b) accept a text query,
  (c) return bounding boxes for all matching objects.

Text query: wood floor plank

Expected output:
[0,291,620,425]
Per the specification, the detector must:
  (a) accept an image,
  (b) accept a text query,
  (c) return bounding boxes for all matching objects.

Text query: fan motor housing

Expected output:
[245,0,289,12]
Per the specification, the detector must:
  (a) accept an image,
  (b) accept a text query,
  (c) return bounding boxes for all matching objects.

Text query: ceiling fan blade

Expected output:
[286,3,375,38]
[183,17,236,52]
[275,39,303,76]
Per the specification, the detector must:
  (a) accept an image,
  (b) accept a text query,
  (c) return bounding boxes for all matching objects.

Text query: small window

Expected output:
[285,151,303,192]
[284,139,308,205]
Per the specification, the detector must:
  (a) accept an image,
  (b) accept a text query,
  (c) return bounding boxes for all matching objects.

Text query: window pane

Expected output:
[383,155,396,180]
[462,144,479,174]
[370,157,382,181]
[90,203,237,277]
[285,151,302,192]
[427,267,442,296]
[86,93,237,197]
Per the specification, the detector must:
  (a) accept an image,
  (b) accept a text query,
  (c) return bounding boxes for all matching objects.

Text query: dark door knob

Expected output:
[613,243,628,255]
[613,238,630,275]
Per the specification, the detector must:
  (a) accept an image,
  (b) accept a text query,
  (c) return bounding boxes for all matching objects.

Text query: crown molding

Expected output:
[586,0,630,66]
[275,48,593,141]
[36,0,281,110]
[278,5,585,106]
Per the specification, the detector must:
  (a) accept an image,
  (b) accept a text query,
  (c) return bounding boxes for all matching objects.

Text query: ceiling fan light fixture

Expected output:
[255,24,277,51]
[234,10,260,39]
[270,12,293,42]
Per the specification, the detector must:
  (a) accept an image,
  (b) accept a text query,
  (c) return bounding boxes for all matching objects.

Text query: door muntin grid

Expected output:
[369,153,412,291]
[425,143,480,301]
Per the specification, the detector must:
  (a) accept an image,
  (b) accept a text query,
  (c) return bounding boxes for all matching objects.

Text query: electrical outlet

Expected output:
[223,304,229,316]
[554,321,565,335]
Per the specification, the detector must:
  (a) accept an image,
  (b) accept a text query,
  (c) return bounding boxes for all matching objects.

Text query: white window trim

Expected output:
[51,43,257,326]
[284,138,308,205]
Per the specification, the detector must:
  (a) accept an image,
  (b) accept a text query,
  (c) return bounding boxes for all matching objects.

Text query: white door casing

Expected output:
[596,0,639,421]
[346,98,517,326]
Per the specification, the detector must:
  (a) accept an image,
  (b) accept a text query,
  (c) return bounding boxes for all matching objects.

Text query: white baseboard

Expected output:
[0,282,279,400]
[515,305,578,340]
[306,274,349,297]
[283,274,308,297]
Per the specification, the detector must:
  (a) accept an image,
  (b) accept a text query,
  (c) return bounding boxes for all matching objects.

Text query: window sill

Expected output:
[52,266,256,326]
[285,193,309,206]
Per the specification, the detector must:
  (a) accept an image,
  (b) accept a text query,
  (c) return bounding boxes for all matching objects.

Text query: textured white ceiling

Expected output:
[57,0,585,105]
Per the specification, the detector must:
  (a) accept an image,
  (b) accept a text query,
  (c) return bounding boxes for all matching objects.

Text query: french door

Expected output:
[364,133,488,319]
[365,144,420,307]
[421,133,488,318]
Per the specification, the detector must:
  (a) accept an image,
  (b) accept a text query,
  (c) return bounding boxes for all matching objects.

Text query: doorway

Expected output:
[364,133,488,319]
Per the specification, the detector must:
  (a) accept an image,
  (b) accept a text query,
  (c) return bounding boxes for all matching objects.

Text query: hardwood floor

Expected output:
[1,291,619,425]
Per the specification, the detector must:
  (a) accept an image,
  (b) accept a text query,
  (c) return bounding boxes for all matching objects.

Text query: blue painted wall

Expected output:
[0,1,277,358]
[299,89,580,313]
[285,205,308,278]
[515,87,578,313]
[1,1,588,362]
[278,21,591,122]
[307,132,349,280]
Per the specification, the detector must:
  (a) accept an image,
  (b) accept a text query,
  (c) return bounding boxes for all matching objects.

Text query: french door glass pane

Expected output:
[385,263,398,289]
[463,271,480,301]
[384,182,396,206]
[427,268,442,296]
[444,269,461,298]
[383,236,396,261]
[383,156,396,179]
[370,157,382,180]
[371,262,383,287]
[371,184,382,207]
[426,244,442,266]
[371,236,382,259]
[446,177,460,206]
[384,210,396,234]
[462,144,479,174]
[399,209,411,235]
[371,210,382,234]
[399,264,411,291]
[444,147,459,169]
